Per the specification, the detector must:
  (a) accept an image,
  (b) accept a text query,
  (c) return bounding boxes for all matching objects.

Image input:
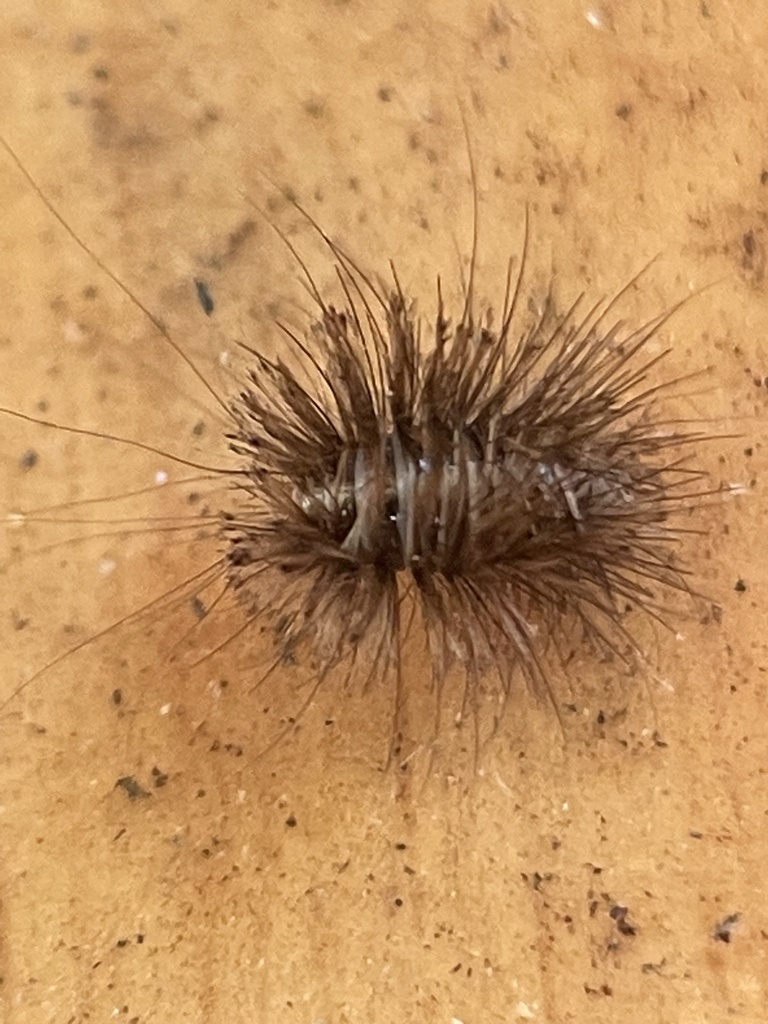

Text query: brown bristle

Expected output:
[217,252,707,704]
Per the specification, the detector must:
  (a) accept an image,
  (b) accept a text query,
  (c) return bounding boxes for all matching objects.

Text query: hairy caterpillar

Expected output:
[1,139,716,759]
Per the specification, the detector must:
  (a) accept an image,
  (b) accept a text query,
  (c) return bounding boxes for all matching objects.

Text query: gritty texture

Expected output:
[1,2,767,1023]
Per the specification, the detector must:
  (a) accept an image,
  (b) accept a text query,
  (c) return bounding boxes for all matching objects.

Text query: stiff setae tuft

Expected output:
[221,236,705,700]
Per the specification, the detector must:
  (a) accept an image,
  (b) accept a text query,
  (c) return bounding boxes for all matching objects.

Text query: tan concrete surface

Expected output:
[0,2,767,1022]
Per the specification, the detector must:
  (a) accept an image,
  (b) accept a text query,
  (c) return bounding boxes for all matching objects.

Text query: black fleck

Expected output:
[19,449,39,470]
[116,776,151,800]
[194,278,214,315]
[609,903,638,936]
[714,913,741,943]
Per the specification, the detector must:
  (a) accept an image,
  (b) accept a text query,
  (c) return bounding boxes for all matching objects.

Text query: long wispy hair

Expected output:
[1,136,712,751]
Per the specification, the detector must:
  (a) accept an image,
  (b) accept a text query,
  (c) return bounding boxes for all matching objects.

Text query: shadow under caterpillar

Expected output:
[0,137,717,762]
